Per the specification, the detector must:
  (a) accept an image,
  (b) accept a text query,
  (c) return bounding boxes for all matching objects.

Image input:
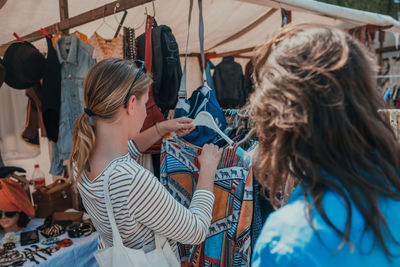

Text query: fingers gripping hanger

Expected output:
[193,111,251,165]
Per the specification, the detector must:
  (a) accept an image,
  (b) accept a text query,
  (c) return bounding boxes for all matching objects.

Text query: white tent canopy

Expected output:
[1,0,400,56]
[241,0,400,32]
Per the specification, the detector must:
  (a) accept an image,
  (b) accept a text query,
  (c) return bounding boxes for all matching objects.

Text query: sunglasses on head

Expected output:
[133,60,146,83]
[0,211,18,219]
[124,60,146,105]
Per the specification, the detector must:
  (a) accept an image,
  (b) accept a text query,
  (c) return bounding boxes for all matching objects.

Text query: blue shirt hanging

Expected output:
[174,84,226,147]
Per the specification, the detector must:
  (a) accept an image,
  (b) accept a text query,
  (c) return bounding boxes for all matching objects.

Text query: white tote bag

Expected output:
[94,162,180,267]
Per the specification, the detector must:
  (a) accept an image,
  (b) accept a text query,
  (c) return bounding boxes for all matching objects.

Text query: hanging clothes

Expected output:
[51,31,89,47]
[50,34,96,175]
[41,35,62,142]
[123,27,137,61]
[22,85,47,145]
[137,20,182,116]
[244,60,255,102]
[0,84,39,160]
[160,137,253,267]
[213,56,245,109]
[88,32,123,62]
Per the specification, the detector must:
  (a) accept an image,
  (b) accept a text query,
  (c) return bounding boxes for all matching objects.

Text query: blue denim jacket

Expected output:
[50,35,96,175]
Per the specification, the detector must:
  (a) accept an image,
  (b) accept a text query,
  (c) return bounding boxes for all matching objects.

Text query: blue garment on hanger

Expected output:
[50,35,96,175]
[174,85,226,147]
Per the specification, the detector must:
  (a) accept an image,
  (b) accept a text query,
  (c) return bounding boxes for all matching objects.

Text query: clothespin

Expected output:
[13,32,24,43]
[40,28,52,39]
[205,53,217,61]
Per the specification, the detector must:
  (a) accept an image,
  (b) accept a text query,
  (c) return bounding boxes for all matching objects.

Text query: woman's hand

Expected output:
[198,144,223,171]
[158,117,195,137]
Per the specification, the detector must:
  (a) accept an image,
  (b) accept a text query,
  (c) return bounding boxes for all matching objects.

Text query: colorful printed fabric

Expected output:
[160,136,253,267]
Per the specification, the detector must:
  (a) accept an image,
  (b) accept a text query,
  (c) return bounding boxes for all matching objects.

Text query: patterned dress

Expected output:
[161,136,253,266]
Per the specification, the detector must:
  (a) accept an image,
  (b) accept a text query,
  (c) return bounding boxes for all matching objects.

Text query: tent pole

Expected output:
[182,46,256,59]
[0,0,152,55]
[378,27,385,74]
[59,0,70,35]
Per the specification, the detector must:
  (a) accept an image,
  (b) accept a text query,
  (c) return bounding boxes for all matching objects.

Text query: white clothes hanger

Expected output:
[193,111,233,145]
[193,111,251,165]
[94,5,117,34]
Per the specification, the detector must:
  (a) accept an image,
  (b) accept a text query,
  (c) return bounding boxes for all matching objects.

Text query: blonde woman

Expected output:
[70,58,222,259]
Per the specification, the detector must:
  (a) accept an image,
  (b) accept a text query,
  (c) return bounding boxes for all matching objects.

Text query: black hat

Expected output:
[3,42,45,89]
[0,58,5,88]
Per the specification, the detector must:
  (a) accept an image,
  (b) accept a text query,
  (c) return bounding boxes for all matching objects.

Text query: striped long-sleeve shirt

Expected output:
[77,141,215,257]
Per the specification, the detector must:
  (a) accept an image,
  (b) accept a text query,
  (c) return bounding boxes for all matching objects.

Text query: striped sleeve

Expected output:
[128,140,141,160]
[122,162,214,245]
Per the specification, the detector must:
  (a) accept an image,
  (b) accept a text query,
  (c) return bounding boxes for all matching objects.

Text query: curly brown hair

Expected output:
[250,24,400,256]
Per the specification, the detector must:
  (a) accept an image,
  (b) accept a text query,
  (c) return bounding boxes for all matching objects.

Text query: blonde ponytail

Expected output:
[69,113,96,181]
[69,58,151,182]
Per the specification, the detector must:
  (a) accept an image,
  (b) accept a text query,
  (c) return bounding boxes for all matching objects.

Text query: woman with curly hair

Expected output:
[250,24,400,266]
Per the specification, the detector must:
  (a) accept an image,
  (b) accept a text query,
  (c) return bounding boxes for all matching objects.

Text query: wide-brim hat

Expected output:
[0,178,34,217]
[0,58,5,88]
[3,42,45,90]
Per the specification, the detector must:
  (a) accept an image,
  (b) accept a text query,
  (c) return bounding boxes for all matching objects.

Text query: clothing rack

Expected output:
[223,109,254,130]
[375,74,400,78]
[378,109,400,139]
[0,0,153,56]
[223,108,252,117]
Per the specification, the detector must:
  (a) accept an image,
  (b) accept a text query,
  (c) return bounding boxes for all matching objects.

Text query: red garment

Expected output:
[140,15,166,154]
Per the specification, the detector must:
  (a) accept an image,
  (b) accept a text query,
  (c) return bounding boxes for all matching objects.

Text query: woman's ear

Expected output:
[127,95,137,115]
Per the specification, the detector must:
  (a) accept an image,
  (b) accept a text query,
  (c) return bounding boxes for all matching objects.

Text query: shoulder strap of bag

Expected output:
[154,233,167,248]
[177,0,194,100]
[103,161,124,246]
[103,161,171,251]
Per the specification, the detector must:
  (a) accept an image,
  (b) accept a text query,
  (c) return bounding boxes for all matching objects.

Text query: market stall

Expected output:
[1,0,400,266]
